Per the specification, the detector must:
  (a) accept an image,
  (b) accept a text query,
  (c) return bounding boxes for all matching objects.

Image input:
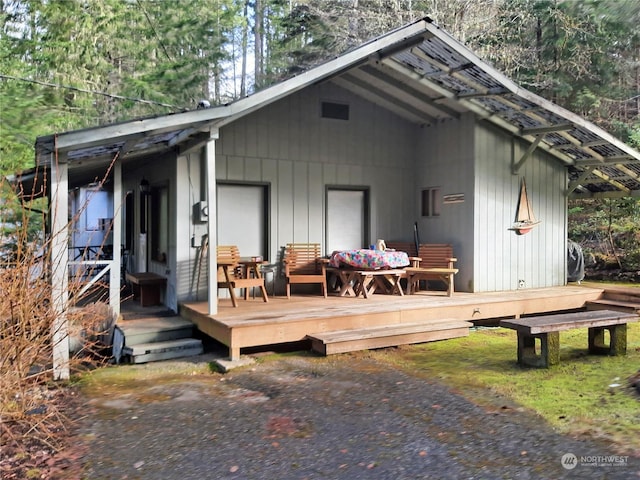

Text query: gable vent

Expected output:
[321,101,349,120]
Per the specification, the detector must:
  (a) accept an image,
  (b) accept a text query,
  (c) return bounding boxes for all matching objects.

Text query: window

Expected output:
[421,187,441,217]
[150,184,169,263]
[321,101,349,120]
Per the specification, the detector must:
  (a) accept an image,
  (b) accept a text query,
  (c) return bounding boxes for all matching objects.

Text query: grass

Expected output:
[75,359,220,397]
[375,322,640,456]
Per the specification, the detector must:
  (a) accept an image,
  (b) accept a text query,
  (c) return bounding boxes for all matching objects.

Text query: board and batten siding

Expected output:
[172,85,568,302]
[473,123,567,292]
[414,113,476,293]
[214,82,419,262]
[174,150,210,306]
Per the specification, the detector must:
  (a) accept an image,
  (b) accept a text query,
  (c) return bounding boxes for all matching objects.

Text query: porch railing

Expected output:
[68,245,122,315]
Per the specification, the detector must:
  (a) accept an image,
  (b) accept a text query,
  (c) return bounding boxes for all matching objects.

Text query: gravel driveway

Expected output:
[79,353,638,480]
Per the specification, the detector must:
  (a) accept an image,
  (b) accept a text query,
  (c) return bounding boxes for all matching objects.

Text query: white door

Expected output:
[217,184,266,259]
[326,189,367,254]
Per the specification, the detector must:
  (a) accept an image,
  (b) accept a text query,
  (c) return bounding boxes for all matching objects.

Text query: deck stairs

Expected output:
[307,319,473,356]
[586,287,640,315]
[116,308,203,364]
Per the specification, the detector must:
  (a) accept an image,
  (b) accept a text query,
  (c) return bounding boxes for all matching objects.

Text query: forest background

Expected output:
[1,0,639,279]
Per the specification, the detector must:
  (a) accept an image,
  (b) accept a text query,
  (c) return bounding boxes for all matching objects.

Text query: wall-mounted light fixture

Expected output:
[139,177,151,195]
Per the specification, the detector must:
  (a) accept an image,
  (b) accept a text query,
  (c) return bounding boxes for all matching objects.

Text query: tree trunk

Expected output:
[240,0,249,97]
[254,0,263,88]
[606,201,623,270]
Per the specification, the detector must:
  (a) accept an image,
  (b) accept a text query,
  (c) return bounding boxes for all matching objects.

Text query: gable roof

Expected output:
[17,17,640,199]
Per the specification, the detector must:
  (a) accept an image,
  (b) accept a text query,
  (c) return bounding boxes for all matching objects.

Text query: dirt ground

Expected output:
[72,351,639,480]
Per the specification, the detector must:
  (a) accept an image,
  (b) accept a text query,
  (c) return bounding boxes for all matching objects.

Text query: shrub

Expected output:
[0,174,114,478]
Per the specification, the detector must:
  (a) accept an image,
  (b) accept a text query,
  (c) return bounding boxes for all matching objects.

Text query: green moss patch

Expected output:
[75,360,219,397]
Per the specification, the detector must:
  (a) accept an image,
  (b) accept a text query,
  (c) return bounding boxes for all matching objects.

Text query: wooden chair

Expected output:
[384,241,418,258]
[283,243,328,298]
[217,245,268,307]
[406,244,458,297]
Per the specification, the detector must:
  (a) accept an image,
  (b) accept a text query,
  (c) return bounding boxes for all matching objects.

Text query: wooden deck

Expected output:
[179,285,604,360]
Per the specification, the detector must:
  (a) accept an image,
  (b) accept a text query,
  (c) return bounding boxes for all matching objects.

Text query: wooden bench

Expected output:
[328,268,406,298]
[500,310,639,368]
[125,272,166,307]
[405,244,458,297]
[385,241,418,258]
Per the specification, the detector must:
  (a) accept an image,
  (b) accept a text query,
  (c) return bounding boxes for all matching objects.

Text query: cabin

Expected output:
[9,18,640,376]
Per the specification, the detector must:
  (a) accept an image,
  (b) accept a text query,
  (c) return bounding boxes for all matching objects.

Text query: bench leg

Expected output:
[361,275,376,298]
[588,324,627,356]
[446,273,454,297]
[517,332,559,368]
[131,283,140,301]
[139,284,162,307]
[384,274,403,296]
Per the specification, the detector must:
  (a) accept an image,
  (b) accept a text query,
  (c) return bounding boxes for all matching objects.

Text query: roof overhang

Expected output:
[15,16,640,200]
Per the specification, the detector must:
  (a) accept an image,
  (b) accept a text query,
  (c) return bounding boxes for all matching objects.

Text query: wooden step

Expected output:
[118,317,195,345]
[308,320,472,356]
[601,289,640,304]
[122,338,203,364]
[586,299,640,314]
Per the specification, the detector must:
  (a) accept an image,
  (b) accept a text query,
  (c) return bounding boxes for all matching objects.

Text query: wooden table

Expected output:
[239,258,269,298]
[329,268,406,299]
[500,309,639,367]
[217,258,269,307]
[329,249,410,270]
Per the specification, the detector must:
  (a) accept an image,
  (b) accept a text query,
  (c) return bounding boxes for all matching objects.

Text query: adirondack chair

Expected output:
[217,245,268,307]
[283,243,328,298]
[405,244,458,297]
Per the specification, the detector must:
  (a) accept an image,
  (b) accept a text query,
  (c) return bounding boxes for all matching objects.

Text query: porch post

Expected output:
[206,128,219,315]
[51,155,70,380]
[109,159,122,317]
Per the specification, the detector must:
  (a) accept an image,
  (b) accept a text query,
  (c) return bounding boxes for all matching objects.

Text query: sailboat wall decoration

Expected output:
[509,177,541,235]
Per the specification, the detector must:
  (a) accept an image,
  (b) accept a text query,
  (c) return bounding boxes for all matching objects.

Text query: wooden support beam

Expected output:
[360,64,460,119]
[575,156,637,166]
[616,164,640,182]
[51,154,70,381]
[110,159,122,317]
[591,168,631,194]
[337,73,437,124]
[206,128,219,316]
[521,124,573,135]
[410,47,492,95]
[567,166,594,196]
[512,135,544,174]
